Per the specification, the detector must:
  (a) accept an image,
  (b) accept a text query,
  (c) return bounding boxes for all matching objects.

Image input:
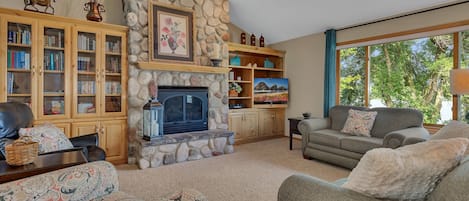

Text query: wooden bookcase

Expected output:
[0,8,128,164]
[227,42,287,144]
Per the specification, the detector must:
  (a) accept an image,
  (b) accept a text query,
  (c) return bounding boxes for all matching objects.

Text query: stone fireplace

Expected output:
[123,0,232,167]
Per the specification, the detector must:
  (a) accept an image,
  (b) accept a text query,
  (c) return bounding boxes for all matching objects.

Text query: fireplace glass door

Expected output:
[159,87,208,134]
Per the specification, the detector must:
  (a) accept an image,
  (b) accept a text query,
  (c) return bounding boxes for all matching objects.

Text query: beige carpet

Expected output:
[116,138,350,201]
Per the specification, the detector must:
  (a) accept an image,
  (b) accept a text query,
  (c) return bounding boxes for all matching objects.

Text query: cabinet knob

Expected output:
[39,66,43,76]
[95,126,99,133]
[31,65,35,76]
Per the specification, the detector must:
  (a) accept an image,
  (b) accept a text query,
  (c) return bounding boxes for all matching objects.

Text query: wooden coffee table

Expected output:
[0,150,87,183]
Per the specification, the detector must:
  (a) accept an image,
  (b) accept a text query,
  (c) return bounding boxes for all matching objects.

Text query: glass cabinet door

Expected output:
[38,23,69,119]
[74,29,99,116]
[103,33,126,116]
[3,18,37,111]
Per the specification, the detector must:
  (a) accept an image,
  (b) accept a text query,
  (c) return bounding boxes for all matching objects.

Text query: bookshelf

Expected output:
[0,8,128,164]
[227,42,287,144]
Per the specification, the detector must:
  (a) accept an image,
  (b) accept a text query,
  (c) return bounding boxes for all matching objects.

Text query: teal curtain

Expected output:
[323,29,336,117]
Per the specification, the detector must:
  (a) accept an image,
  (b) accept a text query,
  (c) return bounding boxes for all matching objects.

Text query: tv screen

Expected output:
[253,78,288,104]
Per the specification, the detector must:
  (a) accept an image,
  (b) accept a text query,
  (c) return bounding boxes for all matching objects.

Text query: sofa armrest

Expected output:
[0,161,119,200]
[278,174,380,201]
[383,127,430,148]
[298,118,329,153]
[70,132,99,147]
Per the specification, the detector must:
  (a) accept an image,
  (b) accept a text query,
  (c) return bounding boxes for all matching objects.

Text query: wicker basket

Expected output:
[5,136,39,166]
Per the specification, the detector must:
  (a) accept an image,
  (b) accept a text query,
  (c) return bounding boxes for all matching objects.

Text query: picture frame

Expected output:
[150,3,194,63]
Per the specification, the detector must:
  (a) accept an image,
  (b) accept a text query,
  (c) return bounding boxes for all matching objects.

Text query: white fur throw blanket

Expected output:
[343,138,469,200]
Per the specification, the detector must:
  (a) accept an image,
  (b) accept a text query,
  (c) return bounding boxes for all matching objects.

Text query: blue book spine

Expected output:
[20,51,25,69]
[50,53,55,70]
[15,51,19,69]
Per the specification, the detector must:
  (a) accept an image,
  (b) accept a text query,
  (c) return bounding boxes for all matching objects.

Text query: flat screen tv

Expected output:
[253,78,288,104]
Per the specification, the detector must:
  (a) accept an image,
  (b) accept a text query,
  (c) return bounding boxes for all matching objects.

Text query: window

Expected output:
[339,47,366,106]
[338,33,457,124]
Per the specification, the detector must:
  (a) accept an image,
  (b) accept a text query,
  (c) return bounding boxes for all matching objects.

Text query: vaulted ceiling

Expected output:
[230,0,462,44]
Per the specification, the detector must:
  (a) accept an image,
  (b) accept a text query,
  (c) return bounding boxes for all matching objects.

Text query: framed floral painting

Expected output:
[151,3,194,63]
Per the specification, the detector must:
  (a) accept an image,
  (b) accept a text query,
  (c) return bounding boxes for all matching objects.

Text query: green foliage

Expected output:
[229,82,242,93]
[339,47,366,106]
[340,34,455,124]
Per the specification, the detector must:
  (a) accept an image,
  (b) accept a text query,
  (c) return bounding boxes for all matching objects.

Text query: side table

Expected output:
[288,117,304,150]
[0,150,87,183]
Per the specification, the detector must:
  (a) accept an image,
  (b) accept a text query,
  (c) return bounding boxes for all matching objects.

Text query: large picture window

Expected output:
[338,32,464,125]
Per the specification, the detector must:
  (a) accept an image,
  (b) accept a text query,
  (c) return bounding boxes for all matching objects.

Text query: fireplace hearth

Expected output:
[158,86,208,134]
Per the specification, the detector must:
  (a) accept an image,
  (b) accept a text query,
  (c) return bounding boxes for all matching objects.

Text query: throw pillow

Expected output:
[19,123,73,154]
[341,109,378,137]
[342,138,469,200]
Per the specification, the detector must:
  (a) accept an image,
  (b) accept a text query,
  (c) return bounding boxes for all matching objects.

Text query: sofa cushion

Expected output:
[330,106,366,131]
[309,129,348,148]
[342,138,469,200]
[369,107,423,138]
[307,143,363,160]
[340,136,383,154]
[341,109,378,137]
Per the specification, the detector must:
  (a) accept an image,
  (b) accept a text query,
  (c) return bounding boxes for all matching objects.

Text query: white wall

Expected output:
[270,33,325,119]
[0,0,124,25]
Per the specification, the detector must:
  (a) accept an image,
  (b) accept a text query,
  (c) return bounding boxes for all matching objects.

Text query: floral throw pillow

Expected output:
[19,123,73,154]
[341,109,378,137]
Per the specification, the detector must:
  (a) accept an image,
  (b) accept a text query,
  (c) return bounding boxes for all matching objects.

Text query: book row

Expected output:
[8,29,31,45]
[106,57,121,73]
[77,56,94,71]
[77,34,96,51]
[105,81,122,95]
[7,72,14,94]
[77,81,96,94]
[44,51,64,71]
[105,40,121,53]
[44,32,64,48]
[7,50,31,69]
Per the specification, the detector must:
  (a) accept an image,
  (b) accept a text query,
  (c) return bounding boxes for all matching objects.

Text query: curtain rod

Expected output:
[337,0,469,31]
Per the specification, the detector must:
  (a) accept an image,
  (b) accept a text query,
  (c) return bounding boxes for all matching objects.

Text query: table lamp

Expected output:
[450,69,469,95]
[450,69,469,122]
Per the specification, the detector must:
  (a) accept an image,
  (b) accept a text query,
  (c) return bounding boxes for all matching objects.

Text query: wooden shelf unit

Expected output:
[227,43,287,144]
[0,8,128,164]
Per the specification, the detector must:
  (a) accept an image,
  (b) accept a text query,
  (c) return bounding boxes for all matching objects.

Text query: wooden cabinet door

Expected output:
[71,121,99,137]
[53,123,71,138]
[37,21,71,120]
[274,110,285,136]
[101,119,127,164]
[259,110,276,137]
[229,112,244,140]
[243,111,259,138]
[1,16,38,118]
[101,31,127,117]
[71,26,101,118]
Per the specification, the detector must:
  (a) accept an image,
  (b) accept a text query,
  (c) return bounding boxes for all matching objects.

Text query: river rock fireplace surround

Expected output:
[123,0,233,168]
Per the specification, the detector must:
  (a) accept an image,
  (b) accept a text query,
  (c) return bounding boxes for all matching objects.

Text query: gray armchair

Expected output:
[299,105,430,169]
[278,156,469,201]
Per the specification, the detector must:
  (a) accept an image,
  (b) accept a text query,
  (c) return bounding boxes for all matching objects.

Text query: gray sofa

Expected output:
[298,105,430,169]
[278,155,469,201]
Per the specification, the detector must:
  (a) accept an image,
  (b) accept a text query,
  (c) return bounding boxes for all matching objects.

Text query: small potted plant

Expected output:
[229,83,242,97]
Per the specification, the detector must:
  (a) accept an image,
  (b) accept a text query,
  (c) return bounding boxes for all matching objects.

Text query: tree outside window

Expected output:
[338,34,454,124]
